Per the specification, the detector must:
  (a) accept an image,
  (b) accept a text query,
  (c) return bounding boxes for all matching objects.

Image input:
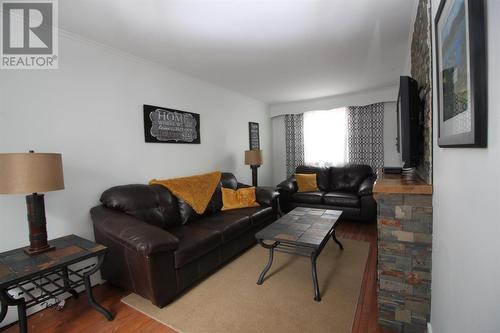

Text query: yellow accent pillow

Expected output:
[295,173,319,192]
[221,187,260,211]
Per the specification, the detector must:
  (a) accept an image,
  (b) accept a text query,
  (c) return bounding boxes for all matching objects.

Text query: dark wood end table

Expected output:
[0,234,113,332]
[255,207,343,301]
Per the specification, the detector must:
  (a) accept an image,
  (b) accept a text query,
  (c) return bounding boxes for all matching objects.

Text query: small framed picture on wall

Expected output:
[248,122,260,150]
[435,0,487,147]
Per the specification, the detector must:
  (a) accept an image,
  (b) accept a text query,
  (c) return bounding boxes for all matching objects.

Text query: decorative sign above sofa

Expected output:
[248,122,260,150]
[143,105,200,144]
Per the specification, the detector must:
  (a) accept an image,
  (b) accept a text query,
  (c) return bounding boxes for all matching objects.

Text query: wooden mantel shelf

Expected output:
[373,172,433,195]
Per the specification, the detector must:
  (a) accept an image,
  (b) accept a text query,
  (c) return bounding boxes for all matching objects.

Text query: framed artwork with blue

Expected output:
[435,0,487,147]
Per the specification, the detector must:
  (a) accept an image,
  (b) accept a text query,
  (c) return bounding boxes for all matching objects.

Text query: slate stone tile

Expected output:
[379,228,398,241]
[379,241,406,255]
[412,282,431,298]
[378,218,402,230]
[404,194,433,207]
[413,233,432,244]
[379,268,405,282]
[402,220,432,233]
[401,323,426,333]
[380,278,413,295]
[287,223,310,231]
[395,309,412,323]
[393,230,415,242]
[379,204,395,218]
[376,194,404,206]
[395,205,413,220]
[405,297,431,314]
[379,318,402,332]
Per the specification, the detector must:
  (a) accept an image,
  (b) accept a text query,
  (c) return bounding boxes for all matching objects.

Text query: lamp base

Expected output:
[24,245,55,256]
[25,193,55,256]
[250,165,260,187]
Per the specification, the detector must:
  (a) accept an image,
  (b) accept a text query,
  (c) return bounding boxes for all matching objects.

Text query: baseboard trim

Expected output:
[427,322,433,333]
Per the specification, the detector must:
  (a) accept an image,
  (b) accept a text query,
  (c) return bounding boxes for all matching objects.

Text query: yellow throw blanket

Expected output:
[150,171,222,215]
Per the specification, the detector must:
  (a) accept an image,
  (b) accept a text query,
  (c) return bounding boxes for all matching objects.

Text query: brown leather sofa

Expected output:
[277,164,377,223]
[90,173,279,307]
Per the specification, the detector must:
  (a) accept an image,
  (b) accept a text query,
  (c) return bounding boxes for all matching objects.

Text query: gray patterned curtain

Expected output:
[285,114,304,177]
[347,103,384,171]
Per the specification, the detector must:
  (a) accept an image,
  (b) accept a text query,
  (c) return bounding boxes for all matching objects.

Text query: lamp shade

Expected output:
[0,153,64,194]
[245,150,263,166]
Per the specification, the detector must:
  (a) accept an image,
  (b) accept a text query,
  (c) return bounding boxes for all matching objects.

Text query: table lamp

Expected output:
[244,150,263,187]
[0,151,64,255]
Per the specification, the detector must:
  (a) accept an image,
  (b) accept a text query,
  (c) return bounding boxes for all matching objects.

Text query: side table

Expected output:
[0,235,113,333]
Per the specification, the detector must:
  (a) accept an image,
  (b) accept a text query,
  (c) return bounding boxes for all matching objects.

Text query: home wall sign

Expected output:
[144,104,200,144]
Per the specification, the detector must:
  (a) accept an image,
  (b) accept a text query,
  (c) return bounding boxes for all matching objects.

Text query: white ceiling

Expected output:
[59,0,416,104]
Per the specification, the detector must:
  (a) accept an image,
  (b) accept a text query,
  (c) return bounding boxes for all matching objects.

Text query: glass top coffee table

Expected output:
[255,207,343,301]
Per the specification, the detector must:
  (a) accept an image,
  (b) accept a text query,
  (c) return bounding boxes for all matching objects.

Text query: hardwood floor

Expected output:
[336,221,393,333]
[1,220,392,333]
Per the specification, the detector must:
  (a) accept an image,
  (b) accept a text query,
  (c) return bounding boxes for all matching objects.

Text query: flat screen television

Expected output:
[396,76,422,169]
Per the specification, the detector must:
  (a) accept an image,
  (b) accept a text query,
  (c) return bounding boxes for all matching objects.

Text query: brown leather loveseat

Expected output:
[90,172,279,307]
[277,164,377,223]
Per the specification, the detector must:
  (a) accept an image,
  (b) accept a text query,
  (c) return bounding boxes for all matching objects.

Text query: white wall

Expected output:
[269,85,399,117]
[0,33,271,253]
[271,115,286,185]
[0,31,271,327]
[271,101,401,185]
[430,1,500,332]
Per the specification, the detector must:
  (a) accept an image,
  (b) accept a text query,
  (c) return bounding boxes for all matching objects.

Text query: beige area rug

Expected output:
[122,238,370,333]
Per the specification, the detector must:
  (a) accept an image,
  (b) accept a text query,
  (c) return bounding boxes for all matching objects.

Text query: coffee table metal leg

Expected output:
[311,253,321,302]
[332,229,344,250]
[256,240,279,285]
[62,267,79,299]
[257,246,275,285]
[0,295,7,323]
[84,255,113,321]
[16,299,27,333]
[0,289,27,333]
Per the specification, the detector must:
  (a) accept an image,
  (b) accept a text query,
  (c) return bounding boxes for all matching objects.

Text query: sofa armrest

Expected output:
[91,205,179,307]
[358,174,376,196]
[255,186,280,207]
[277,177,298,193]
[90,206,179,257]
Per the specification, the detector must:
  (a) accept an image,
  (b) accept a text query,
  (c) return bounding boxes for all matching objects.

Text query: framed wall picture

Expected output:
[435,0,487,147]
[143,104,200,144]
[248,122,260,150]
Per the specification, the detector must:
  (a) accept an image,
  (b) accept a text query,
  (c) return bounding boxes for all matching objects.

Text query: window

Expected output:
[303,107,348,167]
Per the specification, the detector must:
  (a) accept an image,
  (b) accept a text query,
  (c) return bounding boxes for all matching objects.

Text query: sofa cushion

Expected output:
[222,206,274,227]
[323,192,360,208]
[196,214,251,243]
[329,165,374,192]
[295,166,330,191]
[177,185,223,225]
[291,191,325,204]
[100,184,182,229]
[169,225,222,268]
